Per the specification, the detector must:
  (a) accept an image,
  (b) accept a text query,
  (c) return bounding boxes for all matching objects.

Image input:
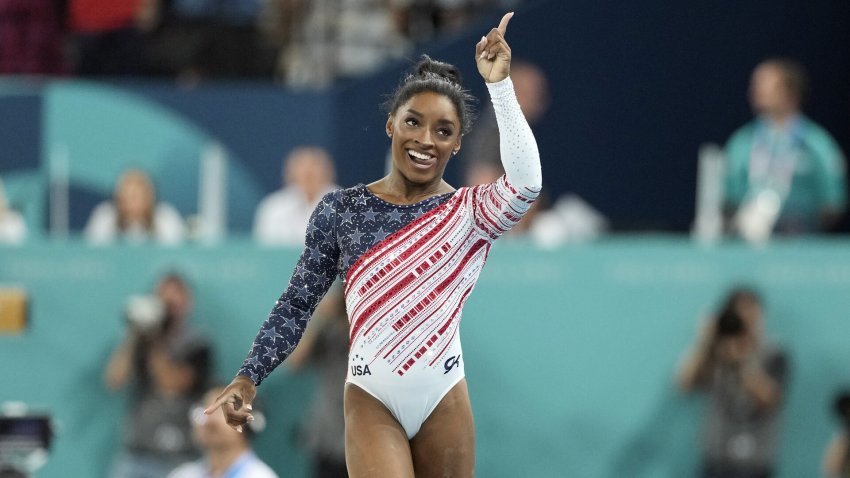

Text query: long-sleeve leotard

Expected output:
[237,77,541,385]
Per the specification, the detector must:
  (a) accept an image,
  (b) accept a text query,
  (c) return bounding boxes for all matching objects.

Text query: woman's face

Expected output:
[387,91,461,186]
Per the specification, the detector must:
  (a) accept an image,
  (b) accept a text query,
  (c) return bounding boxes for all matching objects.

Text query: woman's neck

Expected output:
[371,174,453,205]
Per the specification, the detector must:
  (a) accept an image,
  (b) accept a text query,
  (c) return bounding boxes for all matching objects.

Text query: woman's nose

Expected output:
[414,128,434,146]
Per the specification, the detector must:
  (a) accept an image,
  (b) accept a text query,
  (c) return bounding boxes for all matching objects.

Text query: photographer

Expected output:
[677,287,789,478]
[822,392,850,477]
[104,272,213,478]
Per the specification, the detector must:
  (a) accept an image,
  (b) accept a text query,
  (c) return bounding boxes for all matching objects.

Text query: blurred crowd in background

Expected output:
[0,0,520,86]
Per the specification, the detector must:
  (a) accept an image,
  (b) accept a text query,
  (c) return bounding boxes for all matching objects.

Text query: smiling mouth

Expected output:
[407,149,436,169]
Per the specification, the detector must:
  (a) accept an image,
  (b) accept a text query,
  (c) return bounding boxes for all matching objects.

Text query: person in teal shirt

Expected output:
[724,58,847,234]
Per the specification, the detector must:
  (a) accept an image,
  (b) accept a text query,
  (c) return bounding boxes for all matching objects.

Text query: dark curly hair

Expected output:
[383,55,477,135]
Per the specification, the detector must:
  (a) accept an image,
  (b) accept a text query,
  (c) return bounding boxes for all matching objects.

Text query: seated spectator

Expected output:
[84,169,186,245]
[169,385,278,478]
[676,287,789,478]
[253,146,338,246]
[724,58,847,237]
[0,176,26,244]
[105,272,214,478]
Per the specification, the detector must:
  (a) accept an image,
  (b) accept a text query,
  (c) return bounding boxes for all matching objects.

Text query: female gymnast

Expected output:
[206,11,542,477]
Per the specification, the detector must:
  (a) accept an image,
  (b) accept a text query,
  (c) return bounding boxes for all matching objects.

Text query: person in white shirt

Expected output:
[84,169,186,245]
[0,177,26,244]
[253,146,338,246]
[169,385,278,478]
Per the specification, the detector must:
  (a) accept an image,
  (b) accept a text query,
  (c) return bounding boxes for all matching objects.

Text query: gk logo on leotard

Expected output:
[443,355,461,374]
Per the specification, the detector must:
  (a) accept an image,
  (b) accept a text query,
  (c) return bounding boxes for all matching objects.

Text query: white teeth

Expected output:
[408,150,434,161]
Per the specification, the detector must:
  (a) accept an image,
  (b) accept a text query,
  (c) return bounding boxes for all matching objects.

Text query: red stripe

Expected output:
[347,199,465,338]
[345,194,460,295]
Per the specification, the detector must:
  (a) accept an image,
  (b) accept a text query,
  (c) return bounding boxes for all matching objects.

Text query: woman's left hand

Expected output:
[476,12,514,83]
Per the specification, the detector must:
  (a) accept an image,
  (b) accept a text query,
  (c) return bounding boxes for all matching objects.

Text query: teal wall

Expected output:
[2,238,850,477]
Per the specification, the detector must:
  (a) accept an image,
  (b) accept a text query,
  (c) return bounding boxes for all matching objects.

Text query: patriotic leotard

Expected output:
[237,77,542,438]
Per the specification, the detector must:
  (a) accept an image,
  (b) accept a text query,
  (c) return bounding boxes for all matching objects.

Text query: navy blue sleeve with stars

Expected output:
[237,191,341,385]
[236,185,452,385]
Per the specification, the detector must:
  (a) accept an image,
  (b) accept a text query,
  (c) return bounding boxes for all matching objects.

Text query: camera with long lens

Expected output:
[125,294,165,332]
[0,404,53,478]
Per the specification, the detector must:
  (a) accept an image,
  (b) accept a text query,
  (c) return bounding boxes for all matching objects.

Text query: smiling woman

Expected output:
[207,11,543,478]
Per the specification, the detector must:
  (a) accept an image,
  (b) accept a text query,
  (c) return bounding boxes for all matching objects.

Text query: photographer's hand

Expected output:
[103,329,143,391]
[204,375,256,433]
[739,357,781,409]
[675,318,718,392]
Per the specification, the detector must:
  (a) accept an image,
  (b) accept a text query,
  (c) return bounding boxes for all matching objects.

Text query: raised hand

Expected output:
[475,12,514,83]
[204,375,257,433]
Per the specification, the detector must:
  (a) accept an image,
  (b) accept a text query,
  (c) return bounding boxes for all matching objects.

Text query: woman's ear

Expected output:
[386,116,393,138]
[453,137,462,155]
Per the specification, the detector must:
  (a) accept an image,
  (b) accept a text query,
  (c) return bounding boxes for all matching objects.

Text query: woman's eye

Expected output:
[438,128,453,137]
[405,118,418,126]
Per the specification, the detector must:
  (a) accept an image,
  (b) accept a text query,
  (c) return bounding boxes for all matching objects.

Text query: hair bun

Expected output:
[414,55,462,86]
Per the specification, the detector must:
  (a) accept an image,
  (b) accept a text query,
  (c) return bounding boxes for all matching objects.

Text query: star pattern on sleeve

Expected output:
[261,327,283,342]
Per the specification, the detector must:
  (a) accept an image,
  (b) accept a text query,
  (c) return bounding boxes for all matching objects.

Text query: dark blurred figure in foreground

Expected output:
[104,272,213,478]
[823,391,850,477]
[724,59,847,239]
[677,287,789,478]
[286,284,349,478]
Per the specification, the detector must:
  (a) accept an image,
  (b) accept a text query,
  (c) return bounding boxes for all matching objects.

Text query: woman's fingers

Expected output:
[497,11,513,35]
[482,36,509,60]
[221,399,255,433]
[476,36,488,58]
[477,13,512,60]
[203,390,233,415]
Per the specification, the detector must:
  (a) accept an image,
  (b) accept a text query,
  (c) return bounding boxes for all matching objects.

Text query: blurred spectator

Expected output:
[69,0,148,75]
[84,169,187,245]
[144,0,270,81]
[822,390,850,478]
[278,0,410,89]
[0,177,26,244]
[169,385,277,478]
[253,146,338,246]
[724,59,847,237]
[287,284,348,478]
[676,287,789,478]
[0,0,66,74]
[391,0,521,44]
[461,59,549,186]
[104,272,214,478]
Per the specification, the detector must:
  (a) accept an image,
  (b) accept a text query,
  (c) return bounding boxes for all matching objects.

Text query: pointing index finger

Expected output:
[497,11,514,35]
[204,393,236,415]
